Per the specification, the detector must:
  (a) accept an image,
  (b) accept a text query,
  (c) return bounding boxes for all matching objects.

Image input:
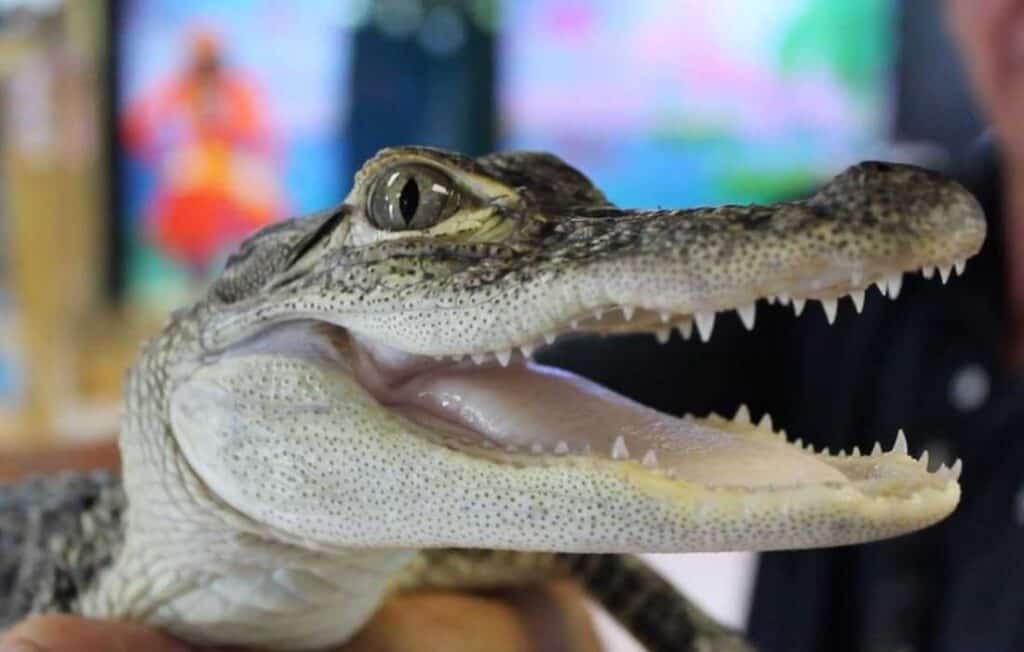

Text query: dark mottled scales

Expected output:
[0,471,125,627]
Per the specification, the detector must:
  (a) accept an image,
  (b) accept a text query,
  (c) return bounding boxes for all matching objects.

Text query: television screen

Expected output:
[498,0,895,209]
[113,0,354,311]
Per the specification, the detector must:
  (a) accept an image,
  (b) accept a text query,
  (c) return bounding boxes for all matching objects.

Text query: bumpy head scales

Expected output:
[168,146,983,554]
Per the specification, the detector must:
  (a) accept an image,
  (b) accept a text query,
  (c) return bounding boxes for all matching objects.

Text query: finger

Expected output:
[0,614,192,652]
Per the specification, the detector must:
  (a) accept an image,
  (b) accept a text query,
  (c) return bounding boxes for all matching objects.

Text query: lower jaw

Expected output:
[346,330,956,498]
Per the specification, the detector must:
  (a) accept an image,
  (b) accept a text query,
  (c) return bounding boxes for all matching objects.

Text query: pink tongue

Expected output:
[393,362,686,453]
[388,361,848,488]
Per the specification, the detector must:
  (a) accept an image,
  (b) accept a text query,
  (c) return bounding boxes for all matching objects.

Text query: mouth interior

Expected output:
[348,331,852,490]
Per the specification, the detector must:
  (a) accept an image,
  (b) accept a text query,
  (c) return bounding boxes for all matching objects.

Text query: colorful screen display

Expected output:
[499,0,895,209]
[115,1,354,311]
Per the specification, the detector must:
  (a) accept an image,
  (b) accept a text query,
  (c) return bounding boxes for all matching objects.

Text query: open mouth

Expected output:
[332,256,967,500]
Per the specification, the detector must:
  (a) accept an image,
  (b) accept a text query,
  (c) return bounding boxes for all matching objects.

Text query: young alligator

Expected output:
[0,147,985,651]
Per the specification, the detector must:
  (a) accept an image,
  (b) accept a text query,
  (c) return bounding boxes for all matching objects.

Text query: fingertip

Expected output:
[2,614,192,652]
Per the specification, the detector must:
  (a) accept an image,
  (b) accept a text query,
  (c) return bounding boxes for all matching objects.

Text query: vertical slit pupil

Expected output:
[398,178,420,222]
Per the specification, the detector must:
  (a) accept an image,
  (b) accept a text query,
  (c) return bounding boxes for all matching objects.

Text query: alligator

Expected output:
[0,146,985,651]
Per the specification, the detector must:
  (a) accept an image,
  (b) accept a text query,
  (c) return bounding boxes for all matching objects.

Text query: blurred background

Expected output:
[0,0,986,649]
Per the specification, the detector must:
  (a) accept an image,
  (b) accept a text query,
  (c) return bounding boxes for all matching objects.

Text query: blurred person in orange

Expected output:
[122,27,285,274]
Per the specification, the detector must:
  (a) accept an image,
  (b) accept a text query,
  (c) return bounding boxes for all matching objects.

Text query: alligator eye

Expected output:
[367,165,460,231]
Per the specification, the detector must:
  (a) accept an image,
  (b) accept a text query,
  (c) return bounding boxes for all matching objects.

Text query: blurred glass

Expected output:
[498,0,895,208]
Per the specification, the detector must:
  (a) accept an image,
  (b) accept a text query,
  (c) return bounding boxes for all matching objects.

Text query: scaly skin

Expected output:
[2,147,984,651]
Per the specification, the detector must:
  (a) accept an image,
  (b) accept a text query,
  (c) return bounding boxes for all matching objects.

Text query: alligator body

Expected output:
[0,147,985,651]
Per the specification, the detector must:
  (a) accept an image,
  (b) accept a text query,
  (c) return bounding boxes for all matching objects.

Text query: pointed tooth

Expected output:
[641,449,658,467]
[734,404,751,424]
[594,309,604,320]
[622,306,635,320]
[919,450,929,469]
[871,441,882,456]
[655,328,672,344]
[794,437,803,448]
[893,429,908,455]
[554,440,569,455]
[757,413,773,432]
[777,293,791,305]
[530,442,544,454]
[954,259,966,276]
[821,298,838,324]
[495,350,512,367]
[852,445,861,457]
[951,458,963,480]
[737,303,756,330]
[611,435,630,460]
[792,297,806,316]
[921,265,935,279]
[767,295,778,305]
[695,311,716,342]
[471,353,488,365]
[519,344,535,358]
[659,311,671,323]
[676,320,694,340]
[938,265,952,283]
[543,332,556,344]
[850,289,865,313]
[838,449,847,458]
[874,279,888,297]
[886,274,902,299]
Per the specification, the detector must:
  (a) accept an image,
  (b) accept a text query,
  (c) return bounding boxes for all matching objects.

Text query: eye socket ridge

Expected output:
[367,164,461,231]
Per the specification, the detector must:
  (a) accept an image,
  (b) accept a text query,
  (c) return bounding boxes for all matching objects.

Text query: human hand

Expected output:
[0,582,603,652]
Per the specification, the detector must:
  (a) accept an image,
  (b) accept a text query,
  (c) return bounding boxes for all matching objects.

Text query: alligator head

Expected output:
[165,146,984,555]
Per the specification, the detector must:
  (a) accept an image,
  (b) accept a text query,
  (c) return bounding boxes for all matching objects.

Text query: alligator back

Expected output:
[0,471,125,627]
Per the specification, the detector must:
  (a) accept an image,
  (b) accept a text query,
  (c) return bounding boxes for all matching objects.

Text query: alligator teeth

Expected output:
[659,311,671,323]
[734,404,751,424]
[776,293,791,306]
[676,320,694,340]
[919,449,929,469]
[695,311,716,342]
[792,297,806,316]
[642,449,658,467]
[938,265,952,284]
[852,445,861,457]
[951,458,963,480]
[554,440,569,455]
[892,429,908,455]
[874,280,888,297]
[594,309,604,320]
[495,350,512,367]
[886,274,902,299]
[543,332,556,345]
[821,298,838,324]
[757,413,773,432]
[850,289,865,313]
[871,442,882,456]
[737,304,756,330]
[471,353,488,365]
[921,265,935,279]
[611,435,630,460]
[655,328,672,344]
[621,306,635,320]
[519,344,535,358]
[954,259,966,276]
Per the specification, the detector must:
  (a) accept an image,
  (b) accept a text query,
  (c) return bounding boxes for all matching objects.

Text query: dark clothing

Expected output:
[540,141,1018,652]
